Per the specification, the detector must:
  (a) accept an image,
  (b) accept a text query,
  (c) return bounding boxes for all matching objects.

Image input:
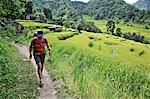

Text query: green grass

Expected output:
[83,15,150,41]
[0,40,38,98]
[16,20,54,27]
[17,20,150,98]
[45,31,150,98]
[45,32,150,67]
[46,42,150,99]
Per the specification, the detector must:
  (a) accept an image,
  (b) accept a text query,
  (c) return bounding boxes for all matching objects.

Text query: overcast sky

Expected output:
[71,0,139,4]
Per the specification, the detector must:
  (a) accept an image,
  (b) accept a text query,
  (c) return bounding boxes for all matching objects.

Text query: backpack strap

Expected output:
[33,38,37,45]
[44,38,47,43]
[33,38,46,45]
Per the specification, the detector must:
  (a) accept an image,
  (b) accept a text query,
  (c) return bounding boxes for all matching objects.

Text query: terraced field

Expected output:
[17,20,150,99]
[83,16,150,41]
[46,32,150,67]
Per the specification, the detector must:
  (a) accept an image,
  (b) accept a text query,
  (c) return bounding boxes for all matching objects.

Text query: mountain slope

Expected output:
[133,0,150,10]
[71,1,87,13]
[71,0,150,23]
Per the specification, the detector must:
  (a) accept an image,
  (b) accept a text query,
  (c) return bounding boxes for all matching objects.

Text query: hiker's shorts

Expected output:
[33,53,46,64]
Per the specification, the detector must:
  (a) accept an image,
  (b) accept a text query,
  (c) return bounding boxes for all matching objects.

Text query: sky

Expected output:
[71,0,139,4]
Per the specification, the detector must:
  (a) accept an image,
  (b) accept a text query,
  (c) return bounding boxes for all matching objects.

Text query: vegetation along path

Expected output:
[12,43,58,99]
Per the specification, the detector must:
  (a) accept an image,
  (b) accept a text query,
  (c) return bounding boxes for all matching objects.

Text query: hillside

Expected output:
[71,0,150,23]
[1,0,150,98]
[33,0,82,20]
[15,20,150,98]
[32,0,150,24]
[71,1,87,13]
[133,0,150,10]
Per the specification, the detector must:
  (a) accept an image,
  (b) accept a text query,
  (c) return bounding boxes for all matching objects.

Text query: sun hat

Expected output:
[37,31,44,38]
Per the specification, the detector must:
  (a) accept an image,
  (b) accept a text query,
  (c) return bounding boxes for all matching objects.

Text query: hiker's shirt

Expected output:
[31,37,48,55]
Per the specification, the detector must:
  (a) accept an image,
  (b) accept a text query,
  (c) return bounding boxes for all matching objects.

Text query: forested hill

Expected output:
[32,0,150,23]
[33,0,83,23]
[49,0,82,20]
[133,0,150,11]
[71,1,87,13]
[31,0,102,33]
[71,0,150,23]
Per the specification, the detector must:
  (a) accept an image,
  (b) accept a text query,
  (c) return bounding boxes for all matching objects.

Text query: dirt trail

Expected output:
[12,43,58,99]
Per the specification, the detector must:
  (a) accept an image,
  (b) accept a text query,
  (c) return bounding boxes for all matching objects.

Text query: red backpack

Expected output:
[32,37,47,54]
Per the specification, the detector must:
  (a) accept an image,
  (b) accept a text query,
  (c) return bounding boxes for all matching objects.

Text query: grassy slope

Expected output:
[0,40,38,98]
[83,16,150,41]
[16,20,54,27]
[45,39,150,99]
[19,21,150,98]
[45,32,150,98]
[45,32,150,67]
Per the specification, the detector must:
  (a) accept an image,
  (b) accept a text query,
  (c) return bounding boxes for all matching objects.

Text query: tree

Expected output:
[24,1,33,19]
[95,13,105,20]
[122,32,145,43]
[43,8,53,20]
[0,0,24,19]
[106,20,115,34]
[115,28,122,37]
[63,21,70,31]
[76,20,84,33]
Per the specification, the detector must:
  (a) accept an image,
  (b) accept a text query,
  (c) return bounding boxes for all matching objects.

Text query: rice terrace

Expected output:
[0,0,150,99]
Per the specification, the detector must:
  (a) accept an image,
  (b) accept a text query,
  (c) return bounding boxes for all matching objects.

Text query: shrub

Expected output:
[88,36,95,39]
[144,40,150,44]
[104,41,117,45]
[94,37,101,41]
[120,39,126,42]
[122,32,144,43]
[76,20,102,33]
[115,28,122,37]
[0,24,16,40]
[130,48,135,52]
[57,33,78,40]
[145,25,149,29]
[98,38,102,40]
[139,50,144,56]
[130,24,133,26]
[88,41,94,47]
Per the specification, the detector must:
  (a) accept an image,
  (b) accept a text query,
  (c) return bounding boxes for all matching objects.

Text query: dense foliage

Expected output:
[71,0,150,23]
[31,0,101,33]
[105,20,147,44]
[0,0,34,20]
[0,0,24,19]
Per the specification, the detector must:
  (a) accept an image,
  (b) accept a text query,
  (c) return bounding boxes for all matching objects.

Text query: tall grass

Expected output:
[46,42,150,99]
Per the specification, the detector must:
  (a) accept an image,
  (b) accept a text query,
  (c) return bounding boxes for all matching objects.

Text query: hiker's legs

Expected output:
[34,53,45,84]
[37,63,42,80]
[40,53,46,74]
[41,63,44,73]
[34,54,42,81]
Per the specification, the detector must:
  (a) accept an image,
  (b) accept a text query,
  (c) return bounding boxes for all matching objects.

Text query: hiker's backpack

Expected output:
[32,37,47,54]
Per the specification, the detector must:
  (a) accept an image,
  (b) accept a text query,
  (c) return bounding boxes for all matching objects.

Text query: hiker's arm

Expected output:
[45,39,52,55]
[29,41,33,59]
[46,43,52,53]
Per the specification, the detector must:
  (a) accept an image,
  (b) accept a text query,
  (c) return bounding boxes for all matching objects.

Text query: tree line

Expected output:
[106,20,149,44]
